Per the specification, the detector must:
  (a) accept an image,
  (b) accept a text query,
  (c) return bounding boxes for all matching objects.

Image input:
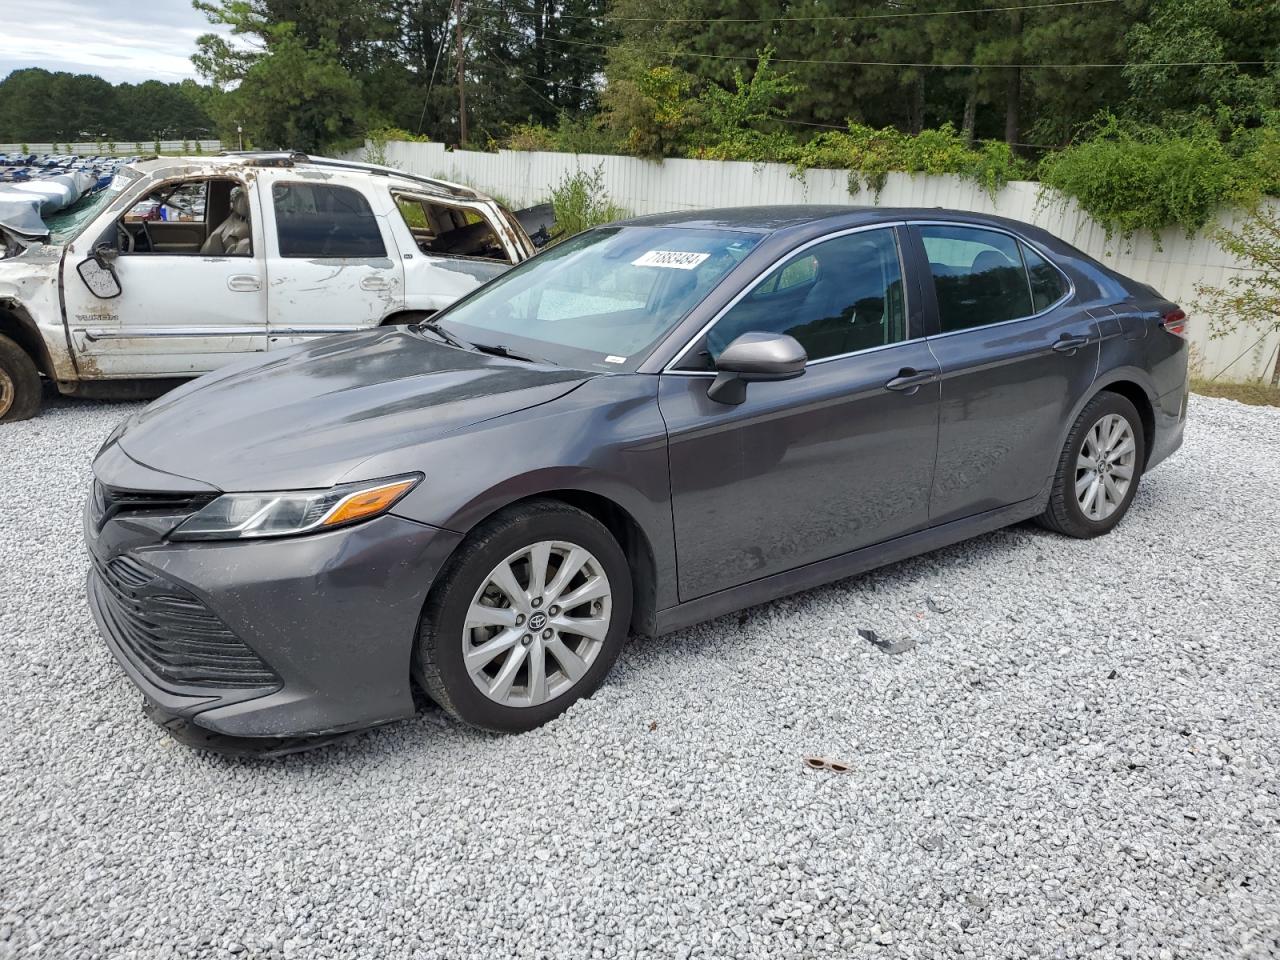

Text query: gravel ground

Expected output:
[1,391,1278,960]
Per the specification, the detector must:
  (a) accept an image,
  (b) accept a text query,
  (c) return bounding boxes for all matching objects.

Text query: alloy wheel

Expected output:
[463,540,613,708]
[1075,413,1137,521]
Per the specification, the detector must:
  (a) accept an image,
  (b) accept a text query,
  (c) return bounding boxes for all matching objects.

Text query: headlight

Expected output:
[169,474,421,541]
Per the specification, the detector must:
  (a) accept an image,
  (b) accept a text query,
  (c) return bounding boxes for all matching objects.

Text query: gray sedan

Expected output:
[84,206,1189,752]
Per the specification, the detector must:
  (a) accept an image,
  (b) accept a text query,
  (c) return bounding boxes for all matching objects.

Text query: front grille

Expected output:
[90,481,215,531]
[92,554,279,691]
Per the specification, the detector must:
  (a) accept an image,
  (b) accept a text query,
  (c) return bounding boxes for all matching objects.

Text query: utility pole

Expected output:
[453,0,467,147]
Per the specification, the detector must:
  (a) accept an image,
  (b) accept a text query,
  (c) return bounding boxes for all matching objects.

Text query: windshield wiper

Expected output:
[470,342,556,365]
[419,318,474,352]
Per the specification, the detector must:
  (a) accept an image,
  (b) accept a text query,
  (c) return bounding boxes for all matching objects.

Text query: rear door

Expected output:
[259,175,405,350]
[907,222,1098,525]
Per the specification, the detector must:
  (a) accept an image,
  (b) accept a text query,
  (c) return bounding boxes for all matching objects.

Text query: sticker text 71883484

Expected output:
[631,250,710,270]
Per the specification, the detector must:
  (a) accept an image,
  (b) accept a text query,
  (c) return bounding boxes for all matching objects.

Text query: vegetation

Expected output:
[547,164,629,239]
[0,69,213,141]
[1196,204,1280,385]
[1190,378,1280,407]
[2,0,1278,238]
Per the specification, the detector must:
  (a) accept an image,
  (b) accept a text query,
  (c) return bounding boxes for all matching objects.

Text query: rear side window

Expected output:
[1022,243,1068,312]
[272,183,386,258]
[919,225,1033,333]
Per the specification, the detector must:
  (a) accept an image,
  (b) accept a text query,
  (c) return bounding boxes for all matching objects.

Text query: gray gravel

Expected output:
[2,391,1279,960]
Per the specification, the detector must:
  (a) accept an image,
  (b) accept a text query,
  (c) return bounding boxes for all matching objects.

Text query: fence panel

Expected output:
[357,141,1279,381]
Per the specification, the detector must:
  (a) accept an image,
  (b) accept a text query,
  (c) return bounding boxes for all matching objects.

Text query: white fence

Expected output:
[355,139,1280,383]
[0,140,224,156]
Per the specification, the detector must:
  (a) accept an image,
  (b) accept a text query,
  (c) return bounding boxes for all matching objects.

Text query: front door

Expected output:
[907,223,1100,524]
[258,177,405,350]
[64,176,267,378]
[659,226,940,601]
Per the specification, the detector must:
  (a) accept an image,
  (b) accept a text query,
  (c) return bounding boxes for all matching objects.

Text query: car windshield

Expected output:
[45,168,140,245]
[431,225,762,371]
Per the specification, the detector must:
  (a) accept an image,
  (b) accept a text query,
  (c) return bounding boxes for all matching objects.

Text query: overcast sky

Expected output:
[0,0,234,84]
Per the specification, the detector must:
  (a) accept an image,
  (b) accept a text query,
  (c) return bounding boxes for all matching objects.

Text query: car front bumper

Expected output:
[84,466,461,744]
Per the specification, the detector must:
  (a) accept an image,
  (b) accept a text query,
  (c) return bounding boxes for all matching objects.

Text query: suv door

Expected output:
[659,225,940,601]
[63,176,267,377]
[907,222,1097,524]
[390,192,521,314]
[259,176,405,350]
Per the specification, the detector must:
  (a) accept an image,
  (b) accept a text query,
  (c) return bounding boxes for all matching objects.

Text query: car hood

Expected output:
[117,326,593,492]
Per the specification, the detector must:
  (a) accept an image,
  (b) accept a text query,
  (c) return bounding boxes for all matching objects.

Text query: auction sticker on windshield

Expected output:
[632,250,710,270]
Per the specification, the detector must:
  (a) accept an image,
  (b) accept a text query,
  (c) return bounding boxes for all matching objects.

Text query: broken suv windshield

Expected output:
[45,169,140,245]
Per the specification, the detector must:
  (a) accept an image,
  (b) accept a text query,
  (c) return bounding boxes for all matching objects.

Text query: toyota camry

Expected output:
[84,206,1189,752]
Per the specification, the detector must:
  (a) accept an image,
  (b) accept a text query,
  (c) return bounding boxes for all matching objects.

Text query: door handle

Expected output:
[360,276,392,291]
[1052,334,1091,355]
[227,274,261,292]
[884,368,938,393]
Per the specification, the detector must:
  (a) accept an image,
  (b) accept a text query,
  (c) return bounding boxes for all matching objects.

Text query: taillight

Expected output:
[1161,309,1188,337]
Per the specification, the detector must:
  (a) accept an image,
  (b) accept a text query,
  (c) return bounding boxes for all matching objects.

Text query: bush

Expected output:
[364,125,429,165]
[548,163,628,239]
[786,123,1028,199]
[1037,116,1258,239]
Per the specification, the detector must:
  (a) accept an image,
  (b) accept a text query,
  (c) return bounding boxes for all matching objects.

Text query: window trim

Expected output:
[663,222,914,376]
[270,179,387,260]
[909,220,1075,339]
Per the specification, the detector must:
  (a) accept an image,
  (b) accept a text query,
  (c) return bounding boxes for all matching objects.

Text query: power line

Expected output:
[478,21,1275,69]
[473,0,1123,24]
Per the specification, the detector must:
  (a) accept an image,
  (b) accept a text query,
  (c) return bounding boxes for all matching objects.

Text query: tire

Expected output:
[415,500,633,733]
[1037,391,1145,538]
[0,334,41,423]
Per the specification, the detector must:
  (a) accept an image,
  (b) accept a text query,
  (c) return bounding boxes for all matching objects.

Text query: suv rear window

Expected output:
[272,183,386,258]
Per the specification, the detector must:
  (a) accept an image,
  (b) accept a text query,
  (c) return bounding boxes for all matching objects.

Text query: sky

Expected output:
[0,0,235,84]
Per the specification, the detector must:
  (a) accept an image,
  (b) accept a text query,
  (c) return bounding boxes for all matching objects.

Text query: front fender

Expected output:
[382,374,679,611]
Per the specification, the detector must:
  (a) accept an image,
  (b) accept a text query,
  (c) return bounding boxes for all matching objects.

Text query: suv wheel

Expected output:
[0,334,41,423]
[416,500,632,732]
[1038,391,1145,538]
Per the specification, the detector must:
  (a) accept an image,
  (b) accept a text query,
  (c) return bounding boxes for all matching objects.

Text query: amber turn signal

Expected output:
[322,479,418,527]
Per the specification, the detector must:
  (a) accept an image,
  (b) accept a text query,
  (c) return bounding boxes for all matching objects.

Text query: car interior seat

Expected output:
[200,188,252,256]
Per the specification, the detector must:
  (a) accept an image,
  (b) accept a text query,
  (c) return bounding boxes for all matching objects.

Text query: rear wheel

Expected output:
[416,500,632,732]
[1038,391,1145,538]
[0,334,41,423]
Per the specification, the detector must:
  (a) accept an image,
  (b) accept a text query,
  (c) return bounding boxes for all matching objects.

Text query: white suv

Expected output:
[0,152,535,421]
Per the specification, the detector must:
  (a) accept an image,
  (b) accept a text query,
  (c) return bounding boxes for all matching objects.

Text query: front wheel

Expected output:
[0,334,41,423]
[1038,391,1145,538]
[415,500,632,732]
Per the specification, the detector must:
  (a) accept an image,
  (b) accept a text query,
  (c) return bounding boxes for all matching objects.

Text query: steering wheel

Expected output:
[138,219,155,253]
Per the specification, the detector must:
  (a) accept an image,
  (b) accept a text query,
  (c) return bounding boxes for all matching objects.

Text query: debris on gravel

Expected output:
[1,392,1279,959]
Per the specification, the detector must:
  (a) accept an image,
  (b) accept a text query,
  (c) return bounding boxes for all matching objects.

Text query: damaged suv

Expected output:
[0,152,535,421]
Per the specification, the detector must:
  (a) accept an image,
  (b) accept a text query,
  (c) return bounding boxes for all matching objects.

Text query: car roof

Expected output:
[125,152,484,202]
[618,204,1063,244]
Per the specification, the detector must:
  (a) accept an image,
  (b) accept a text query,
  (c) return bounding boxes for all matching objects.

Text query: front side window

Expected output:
[920,225,1034,333]
[434,225,760,371]
[273,183,385,258]
[695,227,907,364]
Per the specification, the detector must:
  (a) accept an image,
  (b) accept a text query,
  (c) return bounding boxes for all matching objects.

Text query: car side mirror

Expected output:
[77,245,122,299]
[706,331,807,405]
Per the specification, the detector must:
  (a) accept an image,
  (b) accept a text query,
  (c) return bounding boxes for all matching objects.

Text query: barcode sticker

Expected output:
[631,250,709,270]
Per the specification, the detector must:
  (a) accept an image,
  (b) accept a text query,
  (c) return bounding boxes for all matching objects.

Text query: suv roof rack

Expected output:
[306,156,480,200]
[217,150,311,167]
